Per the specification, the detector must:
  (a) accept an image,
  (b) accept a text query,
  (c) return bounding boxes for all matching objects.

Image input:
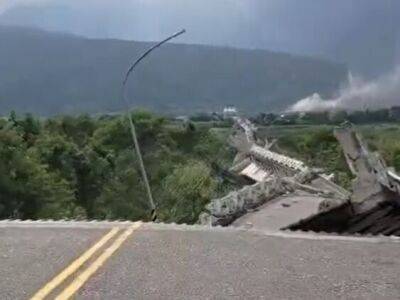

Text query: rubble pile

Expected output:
[200,118,400,235]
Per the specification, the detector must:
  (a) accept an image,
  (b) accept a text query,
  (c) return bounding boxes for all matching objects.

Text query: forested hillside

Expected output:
[2,110,400,223]
[0,26,347,115]
[0,111,235,223]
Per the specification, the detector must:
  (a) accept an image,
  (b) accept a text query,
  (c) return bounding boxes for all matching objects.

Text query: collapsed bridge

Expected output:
[2,119,400,299]
[200,119,400,237]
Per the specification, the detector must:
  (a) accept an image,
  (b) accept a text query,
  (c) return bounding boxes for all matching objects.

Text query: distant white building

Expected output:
[175,115,189,122]
[223,105,238,119]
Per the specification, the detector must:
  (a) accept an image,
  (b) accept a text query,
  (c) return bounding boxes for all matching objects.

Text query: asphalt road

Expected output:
[1,221,400,299]
[0,226,108,299]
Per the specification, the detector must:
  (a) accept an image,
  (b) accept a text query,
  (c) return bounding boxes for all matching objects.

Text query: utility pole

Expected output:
[121,29,186,221]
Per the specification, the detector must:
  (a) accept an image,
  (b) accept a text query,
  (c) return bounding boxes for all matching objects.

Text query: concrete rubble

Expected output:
[200,117,349,226]
[200,118,400,235]
[199,178,285,226]
[334,123,400,212]
[287,124,400,235]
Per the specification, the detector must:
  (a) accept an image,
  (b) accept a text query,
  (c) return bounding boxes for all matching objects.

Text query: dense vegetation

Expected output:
[0,111,234,223]
[254,107,400,126]
[2,109,399,222]
[0,26,346,115]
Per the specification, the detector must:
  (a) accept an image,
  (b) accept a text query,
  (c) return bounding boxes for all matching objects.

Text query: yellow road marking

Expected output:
[30,227,120,300]
[55,222,142,300]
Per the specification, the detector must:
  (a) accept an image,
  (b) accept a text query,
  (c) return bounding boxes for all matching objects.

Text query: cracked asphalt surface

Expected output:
[1,222,400,299]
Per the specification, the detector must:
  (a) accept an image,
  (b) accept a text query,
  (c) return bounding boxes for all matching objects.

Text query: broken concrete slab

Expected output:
[232,193,327,231]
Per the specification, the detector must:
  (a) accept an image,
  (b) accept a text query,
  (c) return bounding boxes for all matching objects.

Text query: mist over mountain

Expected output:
[1,0,399,78]
[0,26,347,116]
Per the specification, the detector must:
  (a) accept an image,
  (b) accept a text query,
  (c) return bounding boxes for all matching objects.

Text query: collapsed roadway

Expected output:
[200,118,400,238]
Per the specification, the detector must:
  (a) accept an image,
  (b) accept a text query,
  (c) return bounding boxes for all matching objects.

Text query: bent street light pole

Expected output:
[122,29,186,221]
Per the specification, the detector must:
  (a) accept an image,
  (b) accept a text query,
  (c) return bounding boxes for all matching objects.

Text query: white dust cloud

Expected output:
[288,67,400,112]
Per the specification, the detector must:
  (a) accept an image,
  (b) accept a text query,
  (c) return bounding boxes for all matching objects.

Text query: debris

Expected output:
[200,118,400,235]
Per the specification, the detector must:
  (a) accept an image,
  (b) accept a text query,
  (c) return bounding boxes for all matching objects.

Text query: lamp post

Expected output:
[121,29,186,221]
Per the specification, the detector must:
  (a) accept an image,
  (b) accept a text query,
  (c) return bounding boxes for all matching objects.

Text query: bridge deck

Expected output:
[1,221,399,299]
[232,193,325,231]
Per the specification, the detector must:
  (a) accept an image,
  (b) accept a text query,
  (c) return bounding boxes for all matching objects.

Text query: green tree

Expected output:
[0,128,77,219]
[161,160,217,223]
[0,110,237,223]
[92,150,149,220]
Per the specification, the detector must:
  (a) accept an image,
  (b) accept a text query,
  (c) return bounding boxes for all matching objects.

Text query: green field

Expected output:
[258,124,400,189]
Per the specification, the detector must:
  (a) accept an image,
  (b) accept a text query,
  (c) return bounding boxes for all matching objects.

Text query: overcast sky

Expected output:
[1,0,399,77]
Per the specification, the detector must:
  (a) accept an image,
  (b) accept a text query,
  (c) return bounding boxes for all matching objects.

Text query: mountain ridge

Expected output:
[0,25,347,116]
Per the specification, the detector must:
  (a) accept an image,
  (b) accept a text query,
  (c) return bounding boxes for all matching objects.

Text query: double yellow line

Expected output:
[31,222,142,300]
